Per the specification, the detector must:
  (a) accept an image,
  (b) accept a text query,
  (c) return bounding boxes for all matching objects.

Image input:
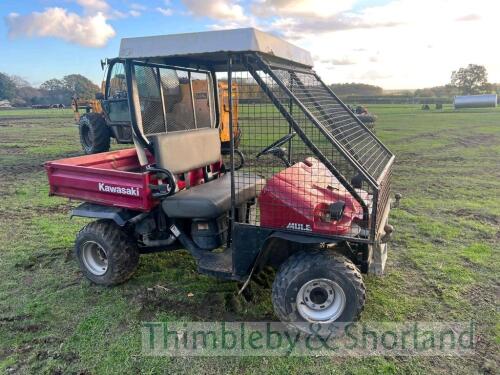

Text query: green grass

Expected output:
[0,108,76,118]
[0,104,499,374]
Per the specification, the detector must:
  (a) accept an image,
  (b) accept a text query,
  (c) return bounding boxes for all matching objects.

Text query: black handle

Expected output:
[146,165,176,198]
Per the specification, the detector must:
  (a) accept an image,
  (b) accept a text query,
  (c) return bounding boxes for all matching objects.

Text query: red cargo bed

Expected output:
[45,148,157,211]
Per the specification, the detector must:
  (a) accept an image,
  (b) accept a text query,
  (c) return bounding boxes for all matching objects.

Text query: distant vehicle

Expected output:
[0,100,12,108]
[347,104,377,131]
[50,103,65,109]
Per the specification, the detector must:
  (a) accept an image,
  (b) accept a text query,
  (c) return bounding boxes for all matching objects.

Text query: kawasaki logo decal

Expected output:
[98,182,140,197]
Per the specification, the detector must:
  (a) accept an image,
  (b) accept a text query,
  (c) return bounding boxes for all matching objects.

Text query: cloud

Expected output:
[125,2,147,17]
[270,15,399,39]
[130,3,148,11]
[76,0,128,19]
[156,7,174,16]
[181,0,247,21]
[157,0,500,88]
[293,0,500,88]
[356,70,391,80]
[320,58,356,66]
[76,0,110,14]
[5,7,115,48]
[253,0,356,18]
[456,14,481,22]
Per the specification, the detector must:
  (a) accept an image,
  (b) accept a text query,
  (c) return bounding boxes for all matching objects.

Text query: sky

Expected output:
[0,0,499,89]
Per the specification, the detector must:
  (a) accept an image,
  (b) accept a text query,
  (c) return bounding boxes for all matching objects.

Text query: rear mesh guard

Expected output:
[244,54,394,238]
[271,70,391,182]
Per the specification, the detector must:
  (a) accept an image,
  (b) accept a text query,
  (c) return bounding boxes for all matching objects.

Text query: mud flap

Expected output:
[368,242,388,276]
[368,199,393,275]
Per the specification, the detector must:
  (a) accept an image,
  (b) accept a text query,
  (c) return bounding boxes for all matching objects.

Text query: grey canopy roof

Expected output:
[119,28,314,68]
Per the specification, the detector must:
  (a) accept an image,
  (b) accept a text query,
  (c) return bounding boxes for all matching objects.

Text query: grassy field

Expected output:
[0,105,498,374]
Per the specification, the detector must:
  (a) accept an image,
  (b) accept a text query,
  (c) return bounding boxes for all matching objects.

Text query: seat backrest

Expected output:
[149,128,221,174]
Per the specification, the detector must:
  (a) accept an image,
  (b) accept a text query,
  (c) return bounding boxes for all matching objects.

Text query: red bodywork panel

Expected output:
[45,148,220,212]
[259,158,364,236]
[46,149,362,236]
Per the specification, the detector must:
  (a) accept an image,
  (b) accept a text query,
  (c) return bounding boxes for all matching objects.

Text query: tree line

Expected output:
[334,65,498,99]
[0,64,497,107]
[0,73,100,106]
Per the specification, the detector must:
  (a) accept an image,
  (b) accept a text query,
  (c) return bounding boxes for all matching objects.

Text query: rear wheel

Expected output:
[75,220,139,285]
[272,250,365,335]
[79,113,110,154]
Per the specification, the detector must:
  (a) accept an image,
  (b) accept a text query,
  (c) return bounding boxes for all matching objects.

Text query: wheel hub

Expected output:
[297,278,346,322]
[81,241,108,276]
[308,286,330,307]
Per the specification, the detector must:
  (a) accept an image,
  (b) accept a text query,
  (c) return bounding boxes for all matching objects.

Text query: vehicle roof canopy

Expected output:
[118,28,313,70]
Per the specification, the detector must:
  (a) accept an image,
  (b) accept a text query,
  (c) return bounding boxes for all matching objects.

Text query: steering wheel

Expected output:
[256,132,296,158]
[221,148,245,171]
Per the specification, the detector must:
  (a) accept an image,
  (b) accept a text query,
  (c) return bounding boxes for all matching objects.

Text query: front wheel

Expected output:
[272,250,365,335]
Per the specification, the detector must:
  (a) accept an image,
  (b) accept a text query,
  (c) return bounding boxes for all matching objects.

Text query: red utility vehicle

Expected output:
[46,28,396,334]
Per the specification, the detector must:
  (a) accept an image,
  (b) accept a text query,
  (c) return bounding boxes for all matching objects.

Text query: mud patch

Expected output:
[1,145,26,154]
[0,163,43,177]
[0,314,31,323]
[132,280,273,322]
[14,247,72,270]
[464,283,498,308]
[31,203,76,216]
[455,134,496,148]
[433,156,465,162]
[450,208,499,225]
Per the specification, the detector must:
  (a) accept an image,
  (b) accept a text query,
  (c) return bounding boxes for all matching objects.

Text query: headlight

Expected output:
[319,201,345,222]
[328,200,345,221]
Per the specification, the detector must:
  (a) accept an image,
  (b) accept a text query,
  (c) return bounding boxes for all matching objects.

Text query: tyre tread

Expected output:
[272,249,366,330]
[75,220,139,285]
[79,113,110,154]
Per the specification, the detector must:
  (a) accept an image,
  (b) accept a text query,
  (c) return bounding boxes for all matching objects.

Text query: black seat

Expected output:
[162,172,265,219]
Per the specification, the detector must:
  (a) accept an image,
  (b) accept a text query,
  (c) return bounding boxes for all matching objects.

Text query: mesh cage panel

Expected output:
[230,70,374,240]
[191,72,214,129]
[269,67,392,182]
[160,69,195,132]
[134,64,215,135]
[375,164,392,231]
[130,56,393,242]
[134,65,166,135]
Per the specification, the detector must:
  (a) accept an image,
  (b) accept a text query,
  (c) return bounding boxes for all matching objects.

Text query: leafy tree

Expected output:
[0,72,16,100]
[9,75,31,88]
[414,84,459,98]
[40,75,100,102]
[62,74,100,100]
[451,64,491,95]
[40,78,65,92]
[16,86,44,106]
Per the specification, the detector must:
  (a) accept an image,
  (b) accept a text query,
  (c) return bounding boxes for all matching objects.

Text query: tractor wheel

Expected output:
[79,113,110,154]
[272,250,365,335]
[75,220,139,285]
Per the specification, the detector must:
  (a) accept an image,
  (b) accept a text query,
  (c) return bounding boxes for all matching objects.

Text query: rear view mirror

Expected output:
[95,92,104,100]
